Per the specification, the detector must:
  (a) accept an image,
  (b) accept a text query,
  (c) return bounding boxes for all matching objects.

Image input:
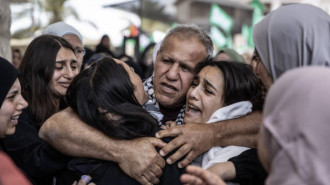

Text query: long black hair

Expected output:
[195,60,264,111]
[67,57,157,139]
[19,35,75,127]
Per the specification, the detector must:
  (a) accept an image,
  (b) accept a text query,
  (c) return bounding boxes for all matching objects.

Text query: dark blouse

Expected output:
[228,148,267,185]
[0,108,70,185]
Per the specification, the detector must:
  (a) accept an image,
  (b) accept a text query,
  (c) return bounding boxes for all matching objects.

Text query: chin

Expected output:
[5,128,16,136]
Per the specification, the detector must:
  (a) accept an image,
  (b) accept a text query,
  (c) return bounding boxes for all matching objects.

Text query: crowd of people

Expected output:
[0,3,330,185]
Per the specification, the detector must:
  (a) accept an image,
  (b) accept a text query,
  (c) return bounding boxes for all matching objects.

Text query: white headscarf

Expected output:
[43,22,83,45]
[261,67,330,185]
[253,4,330,80]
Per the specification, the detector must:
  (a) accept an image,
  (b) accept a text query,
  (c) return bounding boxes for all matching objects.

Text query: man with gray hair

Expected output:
[40,24,260,185]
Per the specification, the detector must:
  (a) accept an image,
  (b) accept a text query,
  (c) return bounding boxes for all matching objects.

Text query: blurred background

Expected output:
[2,0,330,74]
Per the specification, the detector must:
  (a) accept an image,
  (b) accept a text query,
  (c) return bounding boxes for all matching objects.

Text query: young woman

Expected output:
[0,57,30,185]
[1,35,79,184]
[183,60,263,169]
[55,57,183,185]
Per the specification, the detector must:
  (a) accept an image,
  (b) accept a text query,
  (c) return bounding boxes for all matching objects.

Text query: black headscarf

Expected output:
[0,57,20,107]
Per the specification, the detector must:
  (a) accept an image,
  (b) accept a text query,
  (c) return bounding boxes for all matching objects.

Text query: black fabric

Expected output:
[228,148,267,185]
[0,57,20,106]
[95,44,116,58]
[0,109,70,185]
[159,104,183,125]
[55,129,185,185]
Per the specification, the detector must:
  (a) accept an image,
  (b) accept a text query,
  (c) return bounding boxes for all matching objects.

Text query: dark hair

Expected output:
[67,57,157,139]
[19,35,75,127]
[195,60,264,111]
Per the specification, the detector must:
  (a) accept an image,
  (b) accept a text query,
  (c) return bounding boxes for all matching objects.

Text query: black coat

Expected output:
[1,109,70,185]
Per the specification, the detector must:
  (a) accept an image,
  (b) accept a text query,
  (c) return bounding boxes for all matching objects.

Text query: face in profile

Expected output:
[251,51,273,90]
[113,59,148,105]
[12,50,22,69]
[0,79,28,137]
[51,47,78,97]
[184,66,225,124]
[62,34,84,71]
[153,35,208,108]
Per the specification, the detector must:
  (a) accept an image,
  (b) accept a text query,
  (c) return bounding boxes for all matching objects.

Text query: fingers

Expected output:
[165,143,192,166]
[136,175,153,185]
[149,137,167,149]
[159,136,186,158]
[143,170,160,185]
[75,175,96,185]
[183,166,226,185]
[180,174,205,185]
[165,121,177,127]
[156,126,183,138]
[178,150,197,168]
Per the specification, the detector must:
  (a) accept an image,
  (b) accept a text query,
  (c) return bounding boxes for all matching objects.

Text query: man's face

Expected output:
[153,35,208,108]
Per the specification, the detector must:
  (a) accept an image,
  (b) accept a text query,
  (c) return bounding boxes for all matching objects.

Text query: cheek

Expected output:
[201,97,222,122]
[181,74,194,92]
[0,103,15,124]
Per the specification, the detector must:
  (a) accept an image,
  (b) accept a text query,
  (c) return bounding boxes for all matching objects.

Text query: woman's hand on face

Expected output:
[180,165,226,185]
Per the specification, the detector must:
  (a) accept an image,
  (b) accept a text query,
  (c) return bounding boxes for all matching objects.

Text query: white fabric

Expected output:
[43,22,84,45]
[193,101,252,169]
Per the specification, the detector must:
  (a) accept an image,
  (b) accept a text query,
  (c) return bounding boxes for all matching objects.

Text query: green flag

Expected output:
[242,24,254,47]
[250,0,264,25]
[210,26,227,48]
[209,3,233,33]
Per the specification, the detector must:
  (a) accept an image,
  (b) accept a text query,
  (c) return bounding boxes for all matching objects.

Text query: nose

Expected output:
[166,63,179,81]
[63,66,76,79]
[17,94,28,110]
[188,86,200,101]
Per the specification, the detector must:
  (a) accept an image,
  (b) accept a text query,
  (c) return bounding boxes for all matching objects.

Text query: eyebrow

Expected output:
[55,59,77,64]
[203,78,217,91]
[7,90,18,96]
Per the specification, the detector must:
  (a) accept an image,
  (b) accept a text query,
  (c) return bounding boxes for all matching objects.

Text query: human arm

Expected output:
[156,111,262,168]
[39,107,166,185]
[180,165,226,185]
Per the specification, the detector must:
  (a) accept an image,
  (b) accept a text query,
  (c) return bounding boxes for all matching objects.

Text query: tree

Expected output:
[0,0,11,61]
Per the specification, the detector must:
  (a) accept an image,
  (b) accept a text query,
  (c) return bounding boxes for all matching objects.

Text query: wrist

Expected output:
[105,139,126,163]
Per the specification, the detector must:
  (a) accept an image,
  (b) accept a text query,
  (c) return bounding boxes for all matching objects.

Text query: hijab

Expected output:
[261,67,330,185]
[217,48,245,63]
[253,4,330,80]
[43,21,83,45]
[0,57,20,107]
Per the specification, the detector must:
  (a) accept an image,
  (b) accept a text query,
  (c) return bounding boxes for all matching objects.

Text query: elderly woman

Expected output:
[43,21,85,70]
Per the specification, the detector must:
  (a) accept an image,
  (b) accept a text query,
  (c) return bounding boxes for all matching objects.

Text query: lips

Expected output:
[185,102,202,115]
[10,114,20,125]
[160,82,178,94]
[59,82,71,88]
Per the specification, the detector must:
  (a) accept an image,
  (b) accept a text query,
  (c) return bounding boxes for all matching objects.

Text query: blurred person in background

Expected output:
[11,48,22,69]
[43,21,85,71]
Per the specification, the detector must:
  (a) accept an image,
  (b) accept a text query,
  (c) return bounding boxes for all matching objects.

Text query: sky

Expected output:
[11,0,175,46]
